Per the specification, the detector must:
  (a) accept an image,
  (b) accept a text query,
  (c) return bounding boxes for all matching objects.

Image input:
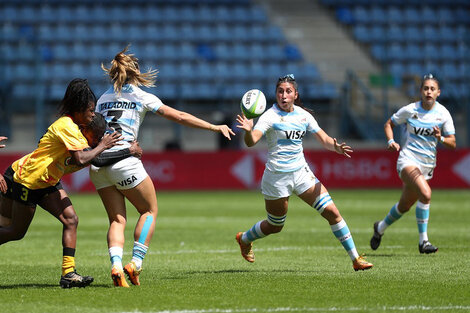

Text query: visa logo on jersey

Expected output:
[284,130,306,140]
[118,175,137,187]
[413,127,434,136]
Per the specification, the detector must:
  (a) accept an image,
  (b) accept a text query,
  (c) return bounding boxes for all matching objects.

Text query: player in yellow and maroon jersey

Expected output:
[0,79,123,288]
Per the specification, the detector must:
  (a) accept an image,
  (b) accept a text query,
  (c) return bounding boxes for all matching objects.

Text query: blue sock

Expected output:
[416,201,430,243]
[131,241,148,269]
[378,203,403,234]
[241,221,266,243]
[331,219,359,261]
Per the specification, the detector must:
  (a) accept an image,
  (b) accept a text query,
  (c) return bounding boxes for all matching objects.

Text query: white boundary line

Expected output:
[121,305,470,313]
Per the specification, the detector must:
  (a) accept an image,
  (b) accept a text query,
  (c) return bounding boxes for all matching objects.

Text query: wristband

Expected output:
[387,139,395,145]
[440,136,445,143]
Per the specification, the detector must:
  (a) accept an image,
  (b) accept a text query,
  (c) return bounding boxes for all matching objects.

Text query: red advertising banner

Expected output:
[0,149,469,192]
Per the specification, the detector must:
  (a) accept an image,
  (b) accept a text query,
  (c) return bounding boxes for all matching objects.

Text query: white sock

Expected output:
[109,246,123,270]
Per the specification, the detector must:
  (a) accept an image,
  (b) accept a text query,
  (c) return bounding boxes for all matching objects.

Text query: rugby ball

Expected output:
[240,89,266,119]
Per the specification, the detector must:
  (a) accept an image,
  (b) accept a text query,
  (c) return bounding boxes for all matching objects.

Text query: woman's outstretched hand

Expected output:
[333,138,353,158]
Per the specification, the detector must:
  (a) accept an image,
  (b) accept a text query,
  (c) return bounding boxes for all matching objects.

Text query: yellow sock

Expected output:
[62,256,75,276]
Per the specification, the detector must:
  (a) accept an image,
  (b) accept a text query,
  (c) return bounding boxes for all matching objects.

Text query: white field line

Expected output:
[92,245,405,256]
[120,305,470,313]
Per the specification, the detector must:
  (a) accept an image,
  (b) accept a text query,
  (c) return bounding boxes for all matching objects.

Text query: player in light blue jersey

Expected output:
[90,46,235,287]
[370,74,456,254]
[235,74,373,271]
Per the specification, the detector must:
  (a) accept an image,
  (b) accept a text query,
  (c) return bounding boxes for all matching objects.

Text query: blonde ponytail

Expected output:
[101,45,158,94]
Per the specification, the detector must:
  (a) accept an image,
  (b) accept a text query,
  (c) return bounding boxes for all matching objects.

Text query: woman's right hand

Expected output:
[99,131,122,150]
[129,141,143,158]
[0,174,7,194]
[236,114,254,132]
[387,141,400,152]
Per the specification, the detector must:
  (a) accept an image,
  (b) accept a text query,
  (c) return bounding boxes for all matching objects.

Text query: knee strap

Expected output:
[312,192,333,214]
[267,213,286,226]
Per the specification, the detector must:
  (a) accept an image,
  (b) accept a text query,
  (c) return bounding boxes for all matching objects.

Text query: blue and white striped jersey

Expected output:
[254,104,320,172]
[96,84,163,151]
[391,101,455,169]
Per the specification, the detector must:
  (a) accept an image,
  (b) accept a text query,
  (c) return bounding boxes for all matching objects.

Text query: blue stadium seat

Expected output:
[370,6,387,25]
[249,6,268,24]
[352,6,369,24]
[1,6,18,23]
[298,64,321,82]
[388,43,405,61]
[52,44,71,61]
[404,26,421,42]
[388,62,406,77]
[197,5,213,23]
[265,44,285,61]
[90,5,108,22]
[247,61,266,81]
[17,6,36,23]
[455,7,470,24]
[335,7,354,25]
[387,25,404,42]
[438,26,457,43]
[369,26,386,43]
[403,7,419,24]
[440,44,458,61]
[75,5,93,23]
[73,24,89,42]
[423,43,439,61]
[284,44,303,61]
[407,63,424,76]
[214,24,231,42]
[371,44,387,62]
[423,25,438,42]
[404,44,421,61]
[436,8,454,25]
[38,4,56,23]
[387,7,404,24]
[421,6,436,24]
[441,63,459,80]
[71,42,88,61]
[56,6,73,23]
[353,25,369,43]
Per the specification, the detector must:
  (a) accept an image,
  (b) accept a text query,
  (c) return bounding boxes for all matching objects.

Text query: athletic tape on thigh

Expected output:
[267,213,286,226]
[312,192,333,214]
[138,215,154,244]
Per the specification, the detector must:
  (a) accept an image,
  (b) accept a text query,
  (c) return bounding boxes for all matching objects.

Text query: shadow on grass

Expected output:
[161,268,321,279]
[0,283,111,289]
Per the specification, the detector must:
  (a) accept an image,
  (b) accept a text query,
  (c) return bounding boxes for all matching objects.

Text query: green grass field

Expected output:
[0,189,469,313]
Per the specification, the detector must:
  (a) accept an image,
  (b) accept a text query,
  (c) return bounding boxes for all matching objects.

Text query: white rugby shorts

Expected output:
[397,155,434,181]
[261,165,319,200]
[89,156,148,190]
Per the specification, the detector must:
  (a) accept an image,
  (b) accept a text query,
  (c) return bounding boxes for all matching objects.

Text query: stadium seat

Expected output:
[404,44,421,61]
[388,43,405,61]
[421,6,436,24]
[403,7,420,24]
[370,6,387,25]
[352,6,369,25]
[353,25,370,43]
[387,7,404,24]
[387,25,404,42]
[335,7,354,25]
[371,44,387,62]
[404,26,421,43]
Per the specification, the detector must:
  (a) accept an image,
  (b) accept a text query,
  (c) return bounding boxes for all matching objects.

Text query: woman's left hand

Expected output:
[333,138,353,158]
